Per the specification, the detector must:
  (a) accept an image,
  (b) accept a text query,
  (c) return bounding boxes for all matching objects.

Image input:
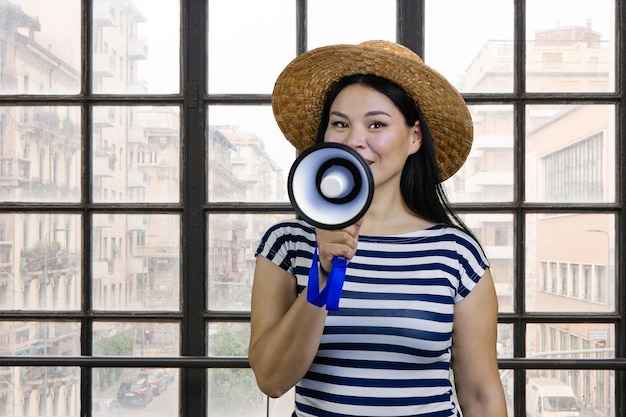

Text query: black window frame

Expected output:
[0,1,623,416]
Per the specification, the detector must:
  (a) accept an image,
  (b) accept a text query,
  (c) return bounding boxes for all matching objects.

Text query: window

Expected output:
[542,132,604,202]
[0,1,623,417]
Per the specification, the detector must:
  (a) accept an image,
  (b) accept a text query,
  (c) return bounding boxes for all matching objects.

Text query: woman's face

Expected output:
[324,83,422,188]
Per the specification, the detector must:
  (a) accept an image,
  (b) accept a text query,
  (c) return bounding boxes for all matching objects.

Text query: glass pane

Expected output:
[501,371,514,417]
[93,322,180,356]
[527,323,614,359]
[207,213,293,311]
[269,389,295,417]
[0,0,81,95]
[208,368,265,417]
[426,0,514,93]
[0,321,81,417]
[207,0,295,94]
[0,213,81,311]
[525,213,615,312]
[207,322,249,357]
[308,0,396,49]
[526,370,614,417]
[91,213,181,311]
[460,213,514,313]
[498,323,514,358]
[525,105,615,203]
[445,105,514,203]
[207,105,294,203]
[1,366,80,416]
[93,367,179,416]
[526,0,615,93]
[92,106,180,203]
[0,106,81,203]
[92,0,180,94]
[92,322,180,415]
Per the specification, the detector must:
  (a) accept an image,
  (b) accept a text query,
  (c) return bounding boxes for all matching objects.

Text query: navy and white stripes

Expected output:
[256,219,489,417]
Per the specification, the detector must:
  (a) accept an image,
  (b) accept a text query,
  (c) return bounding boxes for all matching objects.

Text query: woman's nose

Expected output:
[344,126,366,148]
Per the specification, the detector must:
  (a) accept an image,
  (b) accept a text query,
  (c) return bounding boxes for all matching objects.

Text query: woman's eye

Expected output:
[331,121,348,128]
[369,121,384,129]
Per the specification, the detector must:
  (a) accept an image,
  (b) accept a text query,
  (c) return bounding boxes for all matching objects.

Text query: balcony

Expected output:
[92,260,112,279]
[93,2,116,27]
[93,110,115,128]
[127,215,148,231]
[127,127,148,144]
[0,156,31,187]
[127,170,148,188]
[93,52,116,77]
[92,156,115,177]
[128,38,149,60]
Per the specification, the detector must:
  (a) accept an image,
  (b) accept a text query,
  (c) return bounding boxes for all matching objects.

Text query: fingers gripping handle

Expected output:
[307,245,347,310]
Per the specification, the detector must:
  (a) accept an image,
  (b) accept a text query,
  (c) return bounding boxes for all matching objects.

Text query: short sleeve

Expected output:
[452,229,490,303]
[256,220,316,277]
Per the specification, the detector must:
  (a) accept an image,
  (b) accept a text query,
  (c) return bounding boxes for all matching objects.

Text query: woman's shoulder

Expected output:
[263,218,316,237]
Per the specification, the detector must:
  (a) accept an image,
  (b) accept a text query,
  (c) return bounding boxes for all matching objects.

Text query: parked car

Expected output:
[137,370,167,395]
[161,368,176,385]
[116,378,154,407]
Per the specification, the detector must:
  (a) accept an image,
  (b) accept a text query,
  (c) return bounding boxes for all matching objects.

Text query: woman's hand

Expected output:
[315,218,363,273]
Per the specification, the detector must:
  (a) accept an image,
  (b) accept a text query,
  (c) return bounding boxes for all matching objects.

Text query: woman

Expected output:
[249,40,508,417]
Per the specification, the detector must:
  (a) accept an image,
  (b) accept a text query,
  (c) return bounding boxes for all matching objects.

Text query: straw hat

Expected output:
[272,40,473,181]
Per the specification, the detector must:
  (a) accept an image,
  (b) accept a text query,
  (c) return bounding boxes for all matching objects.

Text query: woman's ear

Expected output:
[408,121,422,155]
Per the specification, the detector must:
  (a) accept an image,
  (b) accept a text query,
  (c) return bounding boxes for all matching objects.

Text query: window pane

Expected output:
[207,369,264,417]
[92,0,180,94]
[93,367,179,415]
[308,0,396,48]
[207,105,294,203]
[0,0,81,95]
[207,213,293,311]
[1,213,81,311]
[93,321,180,356]
[526,370,614,417]
[426,0,514,93]
[498,323,514,358]
[526,0,615,93]
[501,371,514,417]
[207,0,295,94]
[525,105,615,203]
[92,106,180,203]
[0,106,81,203]
[445,105,514,203]
[525,213,614,312]
[207,322,249,357]
[269,389,295,417]
[460,213,514,313]
[92,213,181,311]
[527,323,614,359]
[0,321,81,416]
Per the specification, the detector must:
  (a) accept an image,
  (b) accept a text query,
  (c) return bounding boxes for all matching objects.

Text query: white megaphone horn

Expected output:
[287,143,374,230]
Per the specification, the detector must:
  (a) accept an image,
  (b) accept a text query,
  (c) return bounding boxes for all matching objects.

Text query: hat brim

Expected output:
[272,42,473,181]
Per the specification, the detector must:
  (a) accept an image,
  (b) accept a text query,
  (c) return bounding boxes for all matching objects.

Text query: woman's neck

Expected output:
[360,187,435,236]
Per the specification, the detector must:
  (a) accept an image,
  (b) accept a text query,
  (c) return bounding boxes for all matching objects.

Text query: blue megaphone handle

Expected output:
[307,245,347,310]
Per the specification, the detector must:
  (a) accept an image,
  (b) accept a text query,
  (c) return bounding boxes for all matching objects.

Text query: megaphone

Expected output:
[287,142,374,230]
[287,142,374,310]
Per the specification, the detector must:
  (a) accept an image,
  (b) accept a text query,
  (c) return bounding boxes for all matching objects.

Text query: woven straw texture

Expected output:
[272,40,473,181]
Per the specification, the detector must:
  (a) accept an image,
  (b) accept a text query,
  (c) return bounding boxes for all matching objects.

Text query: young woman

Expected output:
[249,40,508,417]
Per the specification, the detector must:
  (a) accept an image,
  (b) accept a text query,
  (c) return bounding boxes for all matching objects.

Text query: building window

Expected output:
[542,133,604,202]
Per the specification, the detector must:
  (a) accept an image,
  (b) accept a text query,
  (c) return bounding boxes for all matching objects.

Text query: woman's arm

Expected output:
[248,255,328,397]
[451,269,508,417]
[249,221,361,397]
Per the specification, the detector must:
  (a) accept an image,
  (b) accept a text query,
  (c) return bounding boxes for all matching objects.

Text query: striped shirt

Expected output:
[256,219,489,417]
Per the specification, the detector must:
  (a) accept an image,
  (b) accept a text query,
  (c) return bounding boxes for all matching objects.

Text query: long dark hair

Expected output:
[315,74,474,236]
